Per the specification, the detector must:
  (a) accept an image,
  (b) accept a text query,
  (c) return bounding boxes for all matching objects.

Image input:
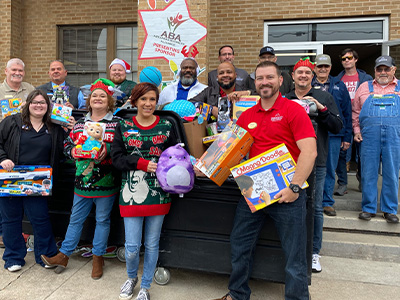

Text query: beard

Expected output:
[110,75,125,84]
[257,84,280,99]
[180,72,196,86]
[376,75,391,85]
[218,78,236,90]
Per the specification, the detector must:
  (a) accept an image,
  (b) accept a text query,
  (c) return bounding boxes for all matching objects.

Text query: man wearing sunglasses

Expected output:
[335,49,373,195]
[352,55,399,224]
[311,54,352,272]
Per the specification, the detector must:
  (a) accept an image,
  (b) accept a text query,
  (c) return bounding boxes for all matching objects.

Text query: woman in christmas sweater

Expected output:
[112,82,177,300]
[41,79,121,280]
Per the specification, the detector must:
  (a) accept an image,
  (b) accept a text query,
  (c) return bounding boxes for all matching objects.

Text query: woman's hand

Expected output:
[67,116,76,130]
[0,159,15,171]
[71,147,80,159]
[97,143,107,161]
[147,161,158,173]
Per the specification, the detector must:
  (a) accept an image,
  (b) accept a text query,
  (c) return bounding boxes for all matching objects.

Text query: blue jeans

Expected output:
[0,210,2,235]
[313,166,326,255]
[60,194,115,256]
[228,194,309,300]
[323,136,342,208]
[124,215,165,290]
[360,126,400,214]
[0,196,57,268]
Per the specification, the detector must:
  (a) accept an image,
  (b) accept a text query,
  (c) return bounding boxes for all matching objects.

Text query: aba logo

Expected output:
[168,13,188,33]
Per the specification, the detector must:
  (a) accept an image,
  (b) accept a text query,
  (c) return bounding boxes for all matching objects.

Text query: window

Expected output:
[59,24,137,87]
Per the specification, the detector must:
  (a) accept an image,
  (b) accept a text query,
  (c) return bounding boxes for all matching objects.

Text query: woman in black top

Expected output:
[0,90,73,272]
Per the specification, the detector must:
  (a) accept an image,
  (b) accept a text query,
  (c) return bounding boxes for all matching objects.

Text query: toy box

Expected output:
[195,123,254,186]
[51,86,70,105]
[1,98,22,118]
[51,103,73,126]
[232,96,260,123]
[0,165,53,197]
[194,102,213,124]
[183,119,208,159]
[74,121,106,159]
[217,97,231,132]
[230,144,309,212]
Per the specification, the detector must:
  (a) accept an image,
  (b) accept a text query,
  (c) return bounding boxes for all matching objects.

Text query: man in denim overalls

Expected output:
[352,55,399,223]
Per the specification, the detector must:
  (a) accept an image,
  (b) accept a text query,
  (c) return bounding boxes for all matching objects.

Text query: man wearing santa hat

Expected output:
[109,58,137,107]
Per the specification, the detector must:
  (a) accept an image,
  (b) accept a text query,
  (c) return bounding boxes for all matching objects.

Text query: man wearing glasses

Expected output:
[334,49,372,195]
[352,55,399,224]
[208,45,248,89]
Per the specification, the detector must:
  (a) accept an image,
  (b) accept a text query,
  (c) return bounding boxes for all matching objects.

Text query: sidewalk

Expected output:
[1,247,400,300]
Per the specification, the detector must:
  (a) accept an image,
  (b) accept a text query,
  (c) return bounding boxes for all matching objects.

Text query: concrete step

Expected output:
[320,231,400,263]
[323,210,400,234]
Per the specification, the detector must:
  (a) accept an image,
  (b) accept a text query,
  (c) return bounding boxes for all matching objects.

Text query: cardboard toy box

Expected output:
[232,96,260,123]
[0,165,53,197]
[195,123,254,186]
[230,144,309,212]
[183,119,208,159]
[51,103,73,126]
[74,121,106,159]
[1,98,22,118]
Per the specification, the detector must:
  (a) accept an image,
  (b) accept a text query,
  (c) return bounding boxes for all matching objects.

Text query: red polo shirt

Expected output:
[236,94,316,162]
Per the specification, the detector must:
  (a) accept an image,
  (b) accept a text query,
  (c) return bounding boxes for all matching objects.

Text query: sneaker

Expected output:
[136,288,150,300]
[119,277,138,300]
[312,254,321,273]
[334,184,347,196]
[7,265,22,272]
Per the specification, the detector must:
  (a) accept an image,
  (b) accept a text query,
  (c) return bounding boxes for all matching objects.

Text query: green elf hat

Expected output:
[90,78,115,96]
[293,57,316,72]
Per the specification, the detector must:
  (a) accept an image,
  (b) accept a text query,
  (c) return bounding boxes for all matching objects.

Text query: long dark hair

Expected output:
[130,82,159,107]
[21,89,52,131]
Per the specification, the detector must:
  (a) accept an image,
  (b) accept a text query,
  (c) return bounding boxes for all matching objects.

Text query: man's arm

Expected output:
[274,137,317,203]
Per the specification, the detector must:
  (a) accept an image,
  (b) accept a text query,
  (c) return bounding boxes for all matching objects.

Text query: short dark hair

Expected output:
[340,48,359,60]
[235,175,254,190]
[130,82,160,106]
[219,45,234,56]
[255,61,281,77]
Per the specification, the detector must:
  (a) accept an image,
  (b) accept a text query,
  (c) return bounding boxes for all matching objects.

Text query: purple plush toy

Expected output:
[156,144,194,195]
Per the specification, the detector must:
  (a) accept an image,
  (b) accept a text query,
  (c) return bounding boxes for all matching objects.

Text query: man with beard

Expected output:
[208,45,248,89]
[286,57,342,273]
[0,58,35,122]
[212,61,317,300]
[353,55,400,224]
[109,58,137,107]
[190,62,251,118]
[158,58,206,105]
[37,60,83,109]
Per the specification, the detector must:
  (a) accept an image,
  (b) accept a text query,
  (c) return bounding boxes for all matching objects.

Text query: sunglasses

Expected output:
[341,56,354,61]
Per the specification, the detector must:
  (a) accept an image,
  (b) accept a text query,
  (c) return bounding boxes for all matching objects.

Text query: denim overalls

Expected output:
[359,80,400,214]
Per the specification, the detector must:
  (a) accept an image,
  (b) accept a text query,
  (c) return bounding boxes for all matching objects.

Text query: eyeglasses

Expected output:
[375,67,392,73]
[31,101,47,106]
[316,65,331,69]
[341,56,354,61]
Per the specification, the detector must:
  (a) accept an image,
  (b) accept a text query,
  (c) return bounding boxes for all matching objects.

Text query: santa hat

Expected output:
[90,78,115,96]
[293,57,315,72]
[109,58,131,74]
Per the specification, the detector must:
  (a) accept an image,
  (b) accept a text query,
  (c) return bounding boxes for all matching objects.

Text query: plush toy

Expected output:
[75,122,105,159]
[156,144,194,195]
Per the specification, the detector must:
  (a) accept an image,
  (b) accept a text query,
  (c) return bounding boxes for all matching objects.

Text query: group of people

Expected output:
[0,43,399,300]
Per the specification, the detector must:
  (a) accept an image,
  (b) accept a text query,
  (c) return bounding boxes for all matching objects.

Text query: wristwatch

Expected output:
[289,183,301,193]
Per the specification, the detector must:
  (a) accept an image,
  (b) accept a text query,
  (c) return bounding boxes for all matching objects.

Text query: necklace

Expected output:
[32,122,44,132]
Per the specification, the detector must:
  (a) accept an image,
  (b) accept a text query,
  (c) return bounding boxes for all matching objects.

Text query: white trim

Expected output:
[382,39,400,55]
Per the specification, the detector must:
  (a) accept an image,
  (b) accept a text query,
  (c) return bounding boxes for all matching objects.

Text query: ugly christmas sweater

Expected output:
[111,115,176,217]
[64,112,121,197]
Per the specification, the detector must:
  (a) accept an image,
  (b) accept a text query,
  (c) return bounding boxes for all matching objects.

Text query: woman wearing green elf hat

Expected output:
[41,78,121,280]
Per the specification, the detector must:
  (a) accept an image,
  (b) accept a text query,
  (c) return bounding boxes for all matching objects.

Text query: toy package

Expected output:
[0,165,53,197]
[195,122,254,186]
[51,103,73,126]
[51,86,70,105]
[194,102,213,124]
[217,97,231,132]
[74,121,106,159]
[230,144,309,212]
[1,98,22,118]
[232,96,260,123]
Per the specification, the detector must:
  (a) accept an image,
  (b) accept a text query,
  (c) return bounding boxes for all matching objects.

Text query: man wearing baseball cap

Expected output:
[244,46,293,94]
[109,58,137,107]
[353,55,399,223]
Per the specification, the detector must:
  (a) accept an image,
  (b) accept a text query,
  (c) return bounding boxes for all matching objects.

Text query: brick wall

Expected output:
[0,0,138,85]
[208,0,400,75]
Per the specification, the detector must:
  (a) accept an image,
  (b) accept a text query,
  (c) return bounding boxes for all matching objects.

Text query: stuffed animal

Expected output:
[156,144,194,194]
[75,122,105,159]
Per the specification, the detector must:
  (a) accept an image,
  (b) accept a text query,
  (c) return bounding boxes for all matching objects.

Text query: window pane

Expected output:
[116,49,138,70]
[63,30,77,51]
[96,28,107,50]
[317,21,383,41]
[63,52,77,71]
[268,24,312,43]
[117,27,132,49]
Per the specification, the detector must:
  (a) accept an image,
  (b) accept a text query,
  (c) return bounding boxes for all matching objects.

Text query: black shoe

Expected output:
[359,212,374,221]
[323,206,337,216]
[383,213,399,224]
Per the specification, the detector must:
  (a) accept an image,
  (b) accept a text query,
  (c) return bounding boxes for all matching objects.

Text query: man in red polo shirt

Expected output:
[213,61,317,300]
